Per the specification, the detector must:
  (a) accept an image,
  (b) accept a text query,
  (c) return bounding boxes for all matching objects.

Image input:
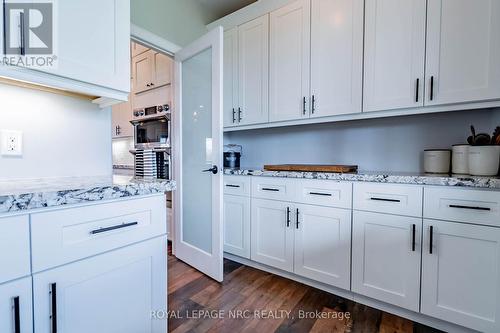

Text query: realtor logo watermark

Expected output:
[2,0,57,68]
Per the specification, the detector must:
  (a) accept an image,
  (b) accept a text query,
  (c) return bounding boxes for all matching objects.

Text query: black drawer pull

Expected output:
[429,226,434,254]
[411,224,416,252]
[296,208,300,229]
[90,221,138,235]
[225,184,240,188]
[50,283,57,333]
[13,296,20,333]
[449,204,490,211]
[309,192,332,197]
[370,197,400,203]
[286,207,291,227]
[262,188,279,192]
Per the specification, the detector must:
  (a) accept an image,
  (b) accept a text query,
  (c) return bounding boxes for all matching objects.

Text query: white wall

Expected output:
[112,137,134,167]
[224,109,500,173]
[0,83,112,180]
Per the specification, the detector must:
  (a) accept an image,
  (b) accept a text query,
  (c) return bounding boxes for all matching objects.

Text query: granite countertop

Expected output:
[224,168,500,189]
[0,175,176,214]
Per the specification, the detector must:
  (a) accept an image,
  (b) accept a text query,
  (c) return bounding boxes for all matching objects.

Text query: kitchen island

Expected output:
[0,176,174,333]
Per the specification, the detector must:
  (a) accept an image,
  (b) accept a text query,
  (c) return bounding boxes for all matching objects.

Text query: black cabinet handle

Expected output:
[430,76,434,101]
[90,221,138,235]
[449,204,490,211]
[309,192,332,197]
[311,95,316,114]
[415,78,420,103]
[238,107,242,122]
[262,188,279,192]
[370,197,401,203]
[202,165,218,174]
[232,108,236,123]
[50,283,57,333]
[296,208,300,229]
[429,226,434,254]
[225,184,240,188]
[13,296,20,333]
[303,97,307,115]
[286,207,291,227]
[411,224,416,252]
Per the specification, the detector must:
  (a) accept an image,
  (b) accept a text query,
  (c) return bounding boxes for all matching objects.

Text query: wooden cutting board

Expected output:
[263,164,358,173]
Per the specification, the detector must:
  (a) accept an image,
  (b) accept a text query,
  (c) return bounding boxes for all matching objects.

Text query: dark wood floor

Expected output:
[168,254,443,333]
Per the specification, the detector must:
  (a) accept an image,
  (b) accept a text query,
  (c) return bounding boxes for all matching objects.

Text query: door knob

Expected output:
[202,165,218,174]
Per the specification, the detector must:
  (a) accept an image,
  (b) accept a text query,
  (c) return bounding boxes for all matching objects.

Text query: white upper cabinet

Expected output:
[425,0,500,105]
[153,52,172,88]
[310,0,363,117]
[238,15,269,125]
[131,42,149,58]
[223,28,239,127]
[363,0,426,112]
[36,0,130,93]
[421,220,500,333]
[269,0,311,122]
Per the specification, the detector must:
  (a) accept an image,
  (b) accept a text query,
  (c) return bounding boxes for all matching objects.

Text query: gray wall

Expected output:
[224,109,500,173]
[0,83,112,180]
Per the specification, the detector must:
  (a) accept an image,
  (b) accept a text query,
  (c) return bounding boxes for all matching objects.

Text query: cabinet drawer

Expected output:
[297,179,352,208]
[353,183,423,217]
[224,175,251,196]
[424,187,500,227]
[252,177,296,201]
[0,215,31,284]
[31,195,166,272]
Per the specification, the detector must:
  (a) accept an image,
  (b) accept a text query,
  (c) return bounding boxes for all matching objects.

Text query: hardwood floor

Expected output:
[168,254,443,333]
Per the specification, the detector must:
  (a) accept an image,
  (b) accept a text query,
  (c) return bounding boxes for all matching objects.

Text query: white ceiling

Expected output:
[197,0,258,21]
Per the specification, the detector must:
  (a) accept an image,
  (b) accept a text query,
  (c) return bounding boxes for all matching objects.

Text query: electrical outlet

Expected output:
[1,130,23,156]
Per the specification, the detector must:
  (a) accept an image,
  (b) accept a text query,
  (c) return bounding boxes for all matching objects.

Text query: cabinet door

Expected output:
[133,51,154,94]
[0,277,33,333]
[352,211,421,311]
[33,237,167,333]
[223,28,239,127]
[238,14,269,125]
[111,93,133,138]
[421,220,500,333]
[425,0,500,105]
[363,0,426,112]
[310,0,363,117]
[37,0,130,92]
[153,52,172,88]
[269,0,311,122]
[132,42,149,57]
[251,198,294,272]
[224,194,251,258]
[294,204,351,289]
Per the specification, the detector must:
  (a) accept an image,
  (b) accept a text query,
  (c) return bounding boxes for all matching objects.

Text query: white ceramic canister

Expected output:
[452,144,470,174]
[469,145,500,176]
[424,149,451,174]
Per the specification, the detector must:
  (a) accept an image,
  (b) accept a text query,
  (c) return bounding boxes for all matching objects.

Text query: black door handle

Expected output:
[286,207,291,227]
[50,283,57,333]
[429,226,434,254]
[411,224,416,252]
[296,208,300,229]
[13,296,20,333]
[202,165,218,174]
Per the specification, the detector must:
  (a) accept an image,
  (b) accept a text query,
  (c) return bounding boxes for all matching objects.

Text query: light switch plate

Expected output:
[1,130,23,156]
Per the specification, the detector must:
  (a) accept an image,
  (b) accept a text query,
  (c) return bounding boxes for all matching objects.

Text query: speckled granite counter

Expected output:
[0,175,176,214]
[224,168,500,189]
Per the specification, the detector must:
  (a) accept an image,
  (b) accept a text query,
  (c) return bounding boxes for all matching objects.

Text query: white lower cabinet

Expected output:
[294,204,351,289]
[352,210,422,312]
[421,219,500,333]
[33,237,167,333]
[224,194,251,258]
[251,198,295,272]
[0,277,33,333]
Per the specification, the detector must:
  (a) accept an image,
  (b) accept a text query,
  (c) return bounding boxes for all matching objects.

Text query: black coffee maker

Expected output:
[223,144,242,169]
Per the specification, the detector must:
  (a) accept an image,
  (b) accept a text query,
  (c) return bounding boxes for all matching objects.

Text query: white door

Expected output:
[238,14,269,126]
[33,237,167,333]
[223,27,239,127]
[0,277,33,333]
[363,0,426,112]
[421,220,500,333]
[174,27,224,282]
[251,198,294,272]
[310,0,363,117]
[352,211,421,311]
[269,0,311,122]
[223,194,251,258]
[294,204,351,289]
[425,0,500,105]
